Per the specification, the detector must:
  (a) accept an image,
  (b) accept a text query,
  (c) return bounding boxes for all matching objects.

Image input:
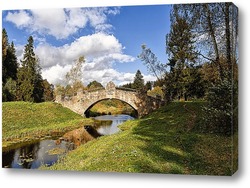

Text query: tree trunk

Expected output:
[203,4,224,80]
[224,2,232,79]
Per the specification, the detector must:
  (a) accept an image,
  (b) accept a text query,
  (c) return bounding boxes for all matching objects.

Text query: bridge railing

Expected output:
[84,87,105,93]
[115,87,137,92]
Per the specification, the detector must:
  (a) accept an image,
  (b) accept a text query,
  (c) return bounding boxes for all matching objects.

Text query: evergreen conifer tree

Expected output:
[17,36,44,102]
[133,70,145,90]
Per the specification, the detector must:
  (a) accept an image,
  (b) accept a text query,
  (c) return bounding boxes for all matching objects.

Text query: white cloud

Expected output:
[36,32,133,69]
[5,7,119,39]
[41,64,71,86]
[117,73,157,86]
[34,33,138,86]
[5,10,32,28]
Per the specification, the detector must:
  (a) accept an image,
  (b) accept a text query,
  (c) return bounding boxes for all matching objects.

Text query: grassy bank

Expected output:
[2,102,93,149]
[89,99,135,116]
[42,102,238,175]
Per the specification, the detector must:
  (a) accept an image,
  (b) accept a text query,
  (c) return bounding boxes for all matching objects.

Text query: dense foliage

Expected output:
[138,3,238,135]
[2,29,54,102]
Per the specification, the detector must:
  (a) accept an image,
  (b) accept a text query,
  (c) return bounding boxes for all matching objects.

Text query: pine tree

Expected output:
[166,8,198,100]
[133,70,144,90]
[2,29,8,65]
[2,29,18,84]
[2,29,19,101]
[17,36,44,102]
[6,42,18,80]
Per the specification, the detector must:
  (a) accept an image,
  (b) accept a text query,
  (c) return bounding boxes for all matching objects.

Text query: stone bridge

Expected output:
[55,81,165,118]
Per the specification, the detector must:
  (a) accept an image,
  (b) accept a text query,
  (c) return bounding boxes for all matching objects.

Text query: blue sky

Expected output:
[2,5,171,86]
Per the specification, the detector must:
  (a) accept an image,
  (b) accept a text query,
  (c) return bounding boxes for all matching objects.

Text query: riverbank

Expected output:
[41,102,238,175]
[2,102,93,150]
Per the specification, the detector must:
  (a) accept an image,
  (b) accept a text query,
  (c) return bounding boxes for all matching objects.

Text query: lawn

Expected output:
[2,102,93,149]
[41,102,238,175]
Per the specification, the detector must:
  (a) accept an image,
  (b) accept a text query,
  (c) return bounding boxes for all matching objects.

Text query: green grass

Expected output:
[2,102,93,149]
[41,102,238,175]
[90,99,134,115]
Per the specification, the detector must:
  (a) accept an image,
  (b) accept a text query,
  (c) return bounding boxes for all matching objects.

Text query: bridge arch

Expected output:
[83,98,138,118]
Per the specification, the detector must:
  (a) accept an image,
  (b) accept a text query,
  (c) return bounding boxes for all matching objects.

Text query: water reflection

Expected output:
[2,114,134,169]
[94,114,134,135]
[2,140,74,169]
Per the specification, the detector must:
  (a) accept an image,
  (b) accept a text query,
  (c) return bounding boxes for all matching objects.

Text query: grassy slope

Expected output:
[2,102,93,149]
[90,100,134,115]
[43,102,238,175]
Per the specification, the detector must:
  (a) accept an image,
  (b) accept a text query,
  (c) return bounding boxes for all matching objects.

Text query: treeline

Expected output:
[2,29,54,102]
[119,70,164,99]
[138,2,238,135]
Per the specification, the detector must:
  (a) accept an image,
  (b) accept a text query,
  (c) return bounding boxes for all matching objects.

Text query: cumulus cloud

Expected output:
[36,32,134,68]
[34,32,138,86]
[41,64,71,85]
[5,10,32,28]
[5,7,120,39]
[7,7,157,87]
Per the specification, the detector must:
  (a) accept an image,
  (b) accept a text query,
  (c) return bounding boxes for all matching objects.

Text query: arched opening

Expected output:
[84,98,138,118]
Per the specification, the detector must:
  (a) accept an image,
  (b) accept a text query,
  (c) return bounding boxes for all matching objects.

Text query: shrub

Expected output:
[202,79,238,135]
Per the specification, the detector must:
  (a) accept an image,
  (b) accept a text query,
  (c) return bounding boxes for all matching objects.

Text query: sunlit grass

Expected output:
[41,102,238,175]
[2,102,93,149]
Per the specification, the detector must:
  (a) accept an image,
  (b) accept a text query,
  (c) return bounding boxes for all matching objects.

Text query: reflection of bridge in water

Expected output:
[55,81,165,118]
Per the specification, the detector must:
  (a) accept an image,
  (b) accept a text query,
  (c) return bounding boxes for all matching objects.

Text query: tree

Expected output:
[66,56,85,85]
[2,78,17,101]
[2,29,8,65]
[138,44,165,81]
[147,86,164,99]
[72,80,85,94]
[174,3,238,80]
[174,3,238,134]
[2,29,18,85]
[166,8,198,100]
[54,85,65,96]
[42,79,54,101]
[120,82,133,89]
[132,70,144,90]
[87,80,104,89]
[2,29,19,101]
[202,78,238,135]
[145,81,153,91]
[17,36,44,102]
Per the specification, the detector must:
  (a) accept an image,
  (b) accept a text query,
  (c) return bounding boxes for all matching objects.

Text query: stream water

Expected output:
[2,114,134,169]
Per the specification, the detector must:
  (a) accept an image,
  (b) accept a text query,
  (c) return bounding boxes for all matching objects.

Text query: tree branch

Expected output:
[195,51,216,63]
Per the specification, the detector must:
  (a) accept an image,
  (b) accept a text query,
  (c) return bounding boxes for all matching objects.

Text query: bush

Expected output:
[202,79,238,135]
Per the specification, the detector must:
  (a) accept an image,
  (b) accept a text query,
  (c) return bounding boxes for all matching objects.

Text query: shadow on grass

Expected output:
[131,102,209,175]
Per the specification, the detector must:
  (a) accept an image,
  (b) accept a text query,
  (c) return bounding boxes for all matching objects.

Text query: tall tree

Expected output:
[138,44,165,81]
[174,3,238,134]
[2,29,8,64]
[166,8,198,100]
[2,29,18,85]
[17,36,44,102]
[133,70,144,90]
[2,29,18,101]
[66,56,85,85]
[175,3,238,80]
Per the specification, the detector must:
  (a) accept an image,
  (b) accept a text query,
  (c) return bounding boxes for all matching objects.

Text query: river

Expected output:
[2,114,134,169]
